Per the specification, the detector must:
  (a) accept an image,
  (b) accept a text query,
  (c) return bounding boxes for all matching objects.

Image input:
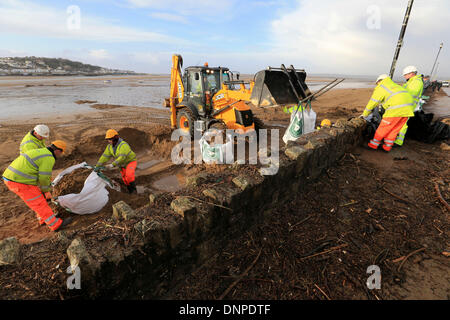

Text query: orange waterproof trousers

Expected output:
[4,180,62,231]
[368,117,409,152]
[120,161,137,186]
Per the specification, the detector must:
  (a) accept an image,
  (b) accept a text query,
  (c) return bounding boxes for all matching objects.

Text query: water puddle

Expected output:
[137,159,162,170]
[152,174,185,192]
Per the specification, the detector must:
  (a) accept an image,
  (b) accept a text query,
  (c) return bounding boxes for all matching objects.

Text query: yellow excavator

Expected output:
[164,54,312,137]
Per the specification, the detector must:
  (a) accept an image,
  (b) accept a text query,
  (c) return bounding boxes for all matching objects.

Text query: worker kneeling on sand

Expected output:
[2,140,72,231]
[361,74,415,152]
[20,124,50,153]
[394,66,424,146]
[96,129,137,194]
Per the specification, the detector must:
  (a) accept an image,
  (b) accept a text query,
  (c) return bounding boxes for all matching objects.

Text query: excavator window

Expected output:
[222,72,230,83]
[189,72,202,94]
[205,73,219,93]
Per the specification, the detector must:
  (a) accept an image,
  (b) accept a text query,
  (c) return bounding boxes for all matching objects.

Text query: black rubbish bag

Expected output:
[406,111,450,143]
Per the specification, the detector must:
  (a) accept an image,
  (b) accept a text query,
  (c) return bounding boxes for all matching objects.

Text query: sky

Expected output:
[0,0,448,78]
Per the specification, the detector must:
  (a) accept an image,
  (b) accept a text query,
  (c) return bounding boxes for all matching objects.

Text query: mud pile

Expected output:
[147,124,178,159]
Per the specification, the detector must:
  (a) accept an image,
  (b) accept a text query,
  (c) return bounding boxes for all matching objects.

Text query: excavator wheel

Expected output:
[177,108,196,137]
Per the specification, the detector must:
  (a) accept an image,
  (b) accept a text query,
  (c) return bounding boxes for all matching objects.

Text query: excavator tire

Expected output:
[177,107,196,138]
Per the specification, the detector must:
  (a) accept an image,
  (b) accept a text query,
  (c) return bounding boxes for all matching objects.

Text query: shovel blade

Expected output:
[250,68,312,107]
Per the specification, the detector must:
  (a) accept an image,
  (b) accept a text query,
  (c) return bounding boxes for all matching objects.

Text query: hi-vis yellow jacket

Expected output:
[20,131,46,153]
[363,77,415,118]
[2,148,55,192]
[96,138,136,168]
[403,74,424,106]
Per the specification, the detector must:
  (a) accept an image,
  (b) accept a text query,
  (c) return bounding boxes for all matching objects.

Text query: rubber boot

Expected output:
[54,217,73,232]
[127,181,137,194]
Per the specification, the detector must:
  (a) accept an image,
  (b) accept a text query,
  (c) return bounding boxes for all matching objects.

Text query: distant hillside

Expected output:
[0,56,138,76]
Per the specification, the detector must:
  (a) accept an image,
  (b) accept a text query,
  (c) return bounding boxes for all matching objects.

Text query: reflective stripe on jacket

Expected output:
[403,74,424,106]
[20,131,46,153]
[2,147,55,192]
[96,138,136,168]
[363,77,415,118]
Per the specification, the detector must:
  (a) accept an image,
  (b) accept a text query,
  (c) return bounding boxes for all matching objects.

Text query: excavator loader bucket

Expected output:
[250,66,312,107]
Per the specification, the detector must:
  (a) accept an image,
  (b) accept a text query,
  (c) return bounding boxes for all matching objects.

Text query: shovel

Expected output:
[83,164,122,192]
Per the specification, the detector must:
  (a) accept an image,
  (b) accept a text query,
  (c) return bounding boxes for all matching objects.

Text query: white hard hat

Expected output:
[376,74,389,83]
[33,124,50,138]
[402,65,418,76]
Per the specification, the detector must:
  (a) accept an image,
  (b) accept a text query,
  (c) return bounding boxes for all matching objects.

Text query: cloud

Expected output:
[89,49,110,59]
[269,0,450,77]
[0,0,185,44]
[149,12,188,24]
[126,0,235,17]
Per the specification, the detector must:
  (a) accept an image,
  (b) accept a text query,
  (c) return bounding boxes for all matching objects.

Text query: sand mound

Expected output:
[59,125,178,168]
[90,104,125,110]
[69,127,151,158]
[147,124,178,159]
[75,100,97,104]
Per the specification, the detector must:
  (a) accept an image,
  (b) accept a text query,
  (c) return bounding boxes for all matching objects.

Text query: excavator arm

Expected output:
[168,54,185,128]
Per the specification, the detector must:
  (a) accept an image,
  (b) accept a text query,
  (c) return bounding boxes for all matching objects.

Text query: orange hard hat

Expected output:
[321,119,332,127]
[52,140,67,153]
[105,129,119,139]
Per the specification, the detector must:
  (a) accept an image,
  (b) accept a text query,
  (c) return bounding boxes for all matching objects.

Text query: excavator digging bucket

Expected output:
[249,68,312,108]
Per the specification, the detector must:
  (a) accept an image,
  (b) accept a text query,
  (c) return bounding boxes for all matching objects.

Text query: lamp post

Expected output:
[430,42,443,76]
[389,0,414,79]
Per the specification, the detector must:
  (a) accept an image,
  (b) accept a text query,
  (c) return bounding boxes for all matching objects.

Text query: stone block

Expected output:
[285,145,306,160]
[186,172,209,187]
[348,117,366,128]
[334,119,349,128]
[112,201,136,221]
[66,238,98,279]
[232,175,251,191]
[167,221,184,249]
[0,237,21,266]
[170,197,197,217]
[203,188,220,201]
[148,193,162,205]
[134,219,166,248]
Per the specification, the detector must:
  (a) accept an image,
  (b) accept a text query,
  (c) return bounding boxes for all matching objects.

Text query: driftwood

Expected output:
[397,248,426,272]
[218,248,262,300]
[434,182,450,212]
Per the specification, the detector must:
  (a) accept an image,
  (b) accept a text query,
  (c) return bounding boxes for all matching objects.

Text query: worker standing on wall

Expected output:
[95,129,137,194]
[19,124,49,153]
[361,74,415,152]
[2,141,72,231]
[394,66,424,146]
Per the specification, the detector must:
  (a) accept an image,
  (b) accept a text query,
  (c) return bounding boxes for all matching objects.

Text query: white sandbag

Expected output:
[283,105,317,144]
[52,162,110,215]
[199,131,234,164]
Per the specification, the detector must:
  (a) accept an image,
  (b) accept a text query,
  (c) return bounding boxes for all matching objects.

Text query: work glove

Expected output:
[360,114,373,122]
[44,192,52,200]
[105,164,115,170]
